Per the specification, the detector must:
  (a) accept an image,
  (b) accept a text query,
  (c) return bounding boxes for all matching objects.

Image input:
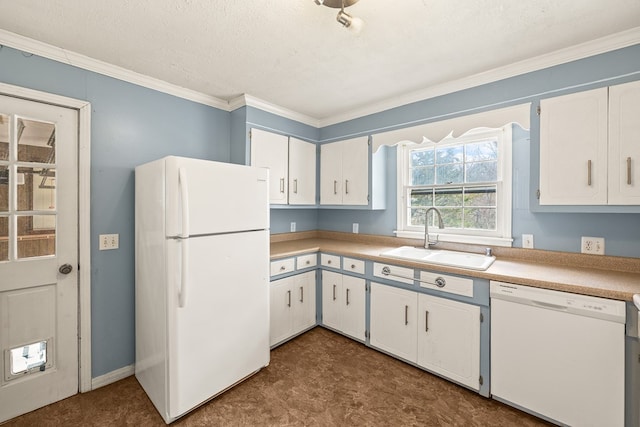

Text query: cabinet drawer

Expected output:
[296,253,317,270]
[270,258,295,276]
[343,257,365,275]
[321,253,341,269]
[373,262,414,285]
[419,271,473,297]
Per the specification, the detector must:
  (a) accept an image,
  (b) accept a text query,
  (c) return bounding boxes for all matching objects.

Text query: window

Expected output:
[397,126,513,246]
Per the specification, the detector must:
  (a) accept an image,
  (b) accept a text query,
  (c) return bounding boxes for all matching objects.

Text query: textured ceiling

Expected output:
[0,0,639,122]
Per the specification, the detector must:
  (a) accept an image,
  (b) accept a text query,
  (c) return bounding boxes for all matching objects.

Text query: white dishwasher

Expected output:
[490,281,626,427]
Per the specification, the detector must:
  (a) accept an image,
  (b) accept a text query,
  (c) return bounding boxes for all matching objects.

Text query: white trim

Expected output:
[0,82,93,392]
[0,29,228,111]
[2,27,639,129]
[318,27,640,127]
[90,364,134,390]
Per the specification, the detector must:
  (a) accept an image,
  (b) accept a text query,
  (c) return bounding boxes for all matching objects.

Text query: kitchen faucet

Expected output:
[423,207,445,248]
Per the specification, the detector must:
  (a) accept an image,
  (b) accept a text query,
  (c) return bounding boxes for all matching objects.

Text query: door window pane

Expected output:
[0,216,7,261]
[0,113,7,160]
[10,341,48,375]
[0,165,7,212]
[17,215,55,258]
[17,118,55,164]
[17,167,56,212]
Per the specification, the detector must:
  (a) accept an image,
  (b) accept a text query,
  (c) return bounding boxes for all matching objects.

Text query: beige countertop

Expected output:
[270,231,640,302]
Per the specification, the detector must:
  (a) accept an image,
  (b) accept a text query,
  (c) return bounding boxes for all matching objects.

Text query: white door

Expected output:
[321,270,341,330]
[288,137,316,205]
[341,137,369,206]
[250,128,288,205]
[369,283,417,363]
[340,275,366,341]
[320,142,343,205]
[0,95,78,422]
[269,276,294,347]
[417,294,480,390]
[292,271,316,333]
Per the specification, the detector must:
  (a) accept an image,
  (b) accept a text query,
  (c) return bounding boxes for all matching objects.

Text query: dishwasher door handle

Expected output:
[531,300,568,311]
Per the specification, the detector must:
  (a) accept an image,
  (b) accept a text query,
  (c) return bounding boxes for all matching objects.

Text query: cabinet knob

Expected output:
[280,266,286,271]
[306,260,310,265]
[351,264,356,269]
[434,277,446,288]
[327,260,332,264]
[382,266,391,276]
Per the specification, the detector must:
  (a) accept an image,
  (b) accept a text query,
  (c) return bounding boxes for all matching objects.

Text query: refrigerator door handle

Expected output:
[178,167,190,308]
[178,167,190,238]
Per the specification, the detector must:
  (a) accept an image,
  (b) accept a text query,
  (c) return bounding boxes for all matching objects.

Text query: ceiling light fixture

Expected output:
[314,0,364,33]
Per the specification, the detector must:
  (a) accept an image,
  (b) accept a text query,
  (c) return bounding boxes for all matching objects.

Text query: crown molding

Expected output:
[229,94,320,127]
[318,27,640,127]
[0,29,229,110]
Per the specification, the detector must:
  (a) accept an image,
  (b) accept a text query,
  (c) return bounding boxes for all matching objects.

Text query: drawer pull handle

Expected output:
[345,179,349,194]
[287,290,291,307]
[404,305,409,325]
[300,286,304,303]
[333,180,337,195]
[333,284,336,301]
[346,288,350,306]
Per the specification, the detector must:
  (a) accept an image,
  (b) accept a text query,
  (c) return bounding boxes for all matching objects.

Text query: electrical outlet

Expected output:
[581,236,605,255]
[352,223,359,234]
[290,222,296,233]
[99,234,119,250]
[522,234,534,249]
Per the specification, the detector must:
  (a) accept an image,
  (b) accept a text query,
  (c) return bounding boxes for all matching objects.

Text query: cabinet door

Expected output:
[539,88,608,205]
[250,128,289,205]
[609,80,640,204]
[320,142,343,205]
[417,294,480,390]
[292,271,316,333]
[288,137,316,205]
[370,282,417,363]
[342,137,369,205]
[321,270,342,330]
[340,275,366,341]
[269,276,294,346]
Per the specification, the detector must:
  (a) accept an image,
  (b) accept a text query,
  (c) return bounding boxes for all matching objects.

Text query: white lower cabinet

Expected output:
[417,293,480,390]
[370,283,417,362]
[321,270,366,341]
[370,281,481,391]
[270,271,316,346]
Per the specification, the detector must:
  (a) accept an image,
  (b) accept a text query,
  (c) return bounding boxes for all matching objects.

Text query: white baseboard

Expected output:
[90,364,135,391]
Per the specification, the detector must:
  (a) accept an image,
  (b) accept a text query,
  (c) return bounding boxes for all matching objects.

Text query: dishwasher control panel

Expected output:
[490,281,626,323]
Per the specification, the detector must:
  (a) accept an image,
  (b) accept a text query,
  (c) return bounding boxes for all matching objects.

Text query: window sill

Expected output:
[394,230,514,247]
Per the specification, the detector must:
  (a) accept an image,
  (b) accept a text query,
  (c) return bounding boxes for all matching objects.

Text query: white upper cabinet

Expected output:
[608,80,640,205]
[288,137,317,205]
[250,128,316,206]
[539,80,640,206]
[320,137,369,206]
[539,87,608,205]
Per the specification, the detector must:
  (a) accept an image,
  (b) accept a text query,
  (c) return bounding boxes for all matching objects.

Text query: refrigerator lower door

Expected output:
[166,230,270,421]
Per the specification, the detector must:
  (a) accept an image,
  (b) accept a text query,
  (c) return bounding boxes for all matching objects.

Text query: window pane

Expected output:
[466,161,497,182]
[10,341,47,375]
[0,165,7,212]
[17,215,55,258]
[410,189,433,207]
[434,188,463,207]
[464,186,497,206]
[438,207,463,229]
[411,166,434,185]
[17,118,55,164]
[17,167,56,212]
[411,149,434,166]
[0,216,7,261]
[0,113,8,161]
[465,140,498,162]
[436,145,463,164]
[436,164,463,184]
[464,208,496,230]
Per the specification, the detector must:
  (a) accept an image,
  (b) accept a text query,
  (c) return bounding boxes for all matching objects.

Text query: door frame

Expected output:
[0,81,92,393]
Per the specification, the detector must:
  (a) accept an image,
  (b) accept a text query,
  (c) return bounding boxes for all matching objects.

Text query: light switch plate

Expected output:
[352,223,359,234]
[99,234,119,250]
[290,222,296,232]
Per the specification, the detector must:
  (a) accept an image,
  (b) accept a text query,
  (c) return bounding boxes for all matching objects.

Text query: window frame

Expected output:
[396,126,513,247]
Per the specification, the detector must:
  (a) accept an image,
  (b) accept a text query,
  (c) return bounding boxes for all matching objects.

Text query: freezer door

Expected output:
[165,156,269,237]
[166,230,270,421]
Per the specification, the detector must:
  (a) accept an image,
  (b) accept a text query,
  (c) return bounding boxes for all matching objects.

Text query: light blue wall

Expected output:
[0,46,231,377]
[308,44,640,258]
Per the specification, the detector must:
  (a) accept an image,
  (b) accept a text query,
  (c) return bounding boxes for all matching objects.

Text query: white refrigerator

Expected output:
[135,156,270,423]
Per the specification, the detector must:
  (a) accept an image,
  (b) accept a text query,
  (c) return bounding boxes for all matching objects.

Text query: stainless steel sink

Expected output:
[380,246,496,271]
